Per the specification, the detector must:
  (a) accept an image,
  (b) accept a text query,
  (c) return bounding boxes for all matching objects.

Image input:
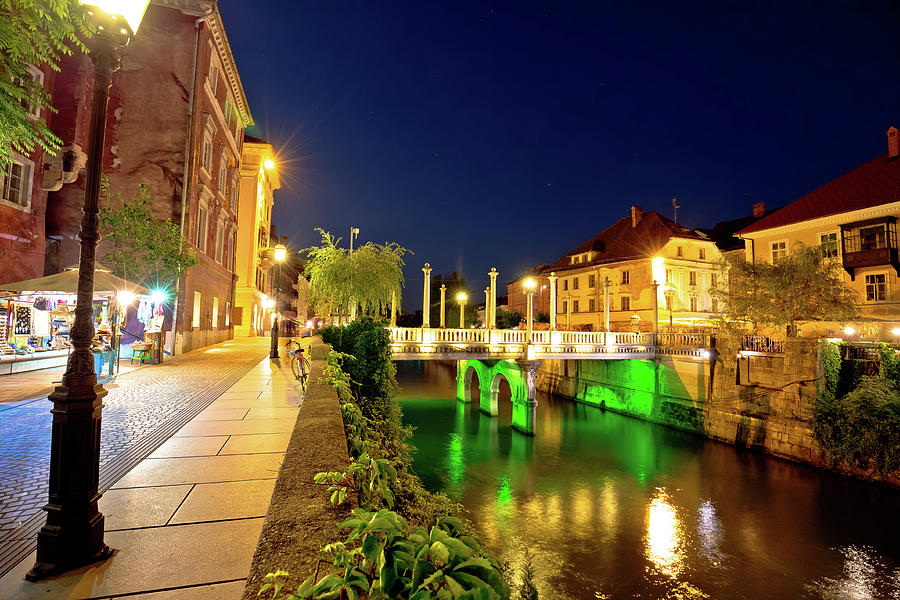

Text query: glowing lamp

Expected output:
[273,244,287,262]
[116,290,135,306]
[263,298,275,310]
[892,327,900,337]
[456,292,467,303]
[264,158,275,170]
[843,326,856,336]
[523,277,536,292]
[80,0,151,34]
[150,289,166,305]
[306,320,314,328]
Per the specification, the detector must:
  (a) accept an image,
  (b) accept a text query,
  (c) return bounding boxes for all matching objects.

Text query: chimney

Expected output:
[888,126,899,159]
[752,202,766,218]
[631,205,643,228]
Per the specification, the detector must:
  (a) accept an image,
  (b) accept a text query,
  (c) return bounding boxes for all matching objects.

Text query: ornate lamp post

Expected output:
[270,244,287,358]
[27,0,150,581]
[523,277,536,343]
[422,263,432,327]
[457,292,467,328]
[439,284,446,328]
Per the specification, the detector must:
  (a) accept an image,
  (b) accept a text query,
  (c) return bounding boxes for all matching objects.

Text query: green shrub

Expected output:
[813,377,900,474]
[260,511,509,600]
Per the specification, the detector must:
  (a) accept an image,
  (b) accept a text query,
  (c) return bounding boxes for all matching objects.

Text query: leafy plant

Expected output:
[0,0,89,166]
[302,228,410,320]
[516,549,539,600]
[99,180,198,289]
[315,453,398,510]
[495,309,523,330]
[813,377,900,474]
[260,510,509,600]
[710,244,857,336]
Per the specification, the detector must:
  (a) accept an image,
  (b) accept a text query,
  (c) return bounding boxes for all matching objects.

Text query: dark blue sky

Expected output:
[220,1,900,307]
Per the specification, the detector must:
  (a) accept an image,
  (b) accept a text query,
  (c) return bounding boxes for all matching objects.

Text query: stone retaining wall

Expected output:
[242,338,350,599]
[536,336,826,469]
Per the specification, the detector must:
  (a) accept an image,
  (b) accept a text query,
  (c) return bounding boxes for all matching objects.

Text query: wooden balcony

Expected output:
[840,217,900,280]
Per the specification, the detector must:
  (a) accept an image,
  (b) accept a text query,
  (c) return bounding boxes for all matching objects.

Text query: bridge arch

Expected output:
[457,359,540,434]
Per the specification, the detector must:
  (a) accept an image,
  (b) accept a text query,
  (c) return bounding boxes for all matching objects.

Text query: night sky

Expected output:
[220,1,900,308]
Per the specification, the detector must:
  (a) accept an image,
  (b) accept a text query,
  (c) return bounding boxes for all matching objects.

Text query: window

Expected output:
[0,157,32,209]
[589,298,596,312]
[665,269,672,284]
[573,256,580,264]
[218,152,228,193]
[689,296,698,312]
[622,270,630,284]
[230,172,239,209]
[563,280,568,291]
[201,134,213,173]
[209,64,219,95]
[14,65,43,119]
[573,300,580,312]
[665,295,672,310]
[192,292,201,328]
[212,297,219,328]
[677,246,683,257]
[562,301,568,314]
[711,299,718,313]
[588,274,596,288]
[196,205,208,252]
[573,277,579,290]
[620,296,630,311]
[215,220,224,263]
[860,225,886,251]
[771,241,788,263]
[225,301,231,326]
[689,271,697,286]
[699,248,706,260]
[820,232,839,258]
[711,273,718,288]
[865,274,887,301]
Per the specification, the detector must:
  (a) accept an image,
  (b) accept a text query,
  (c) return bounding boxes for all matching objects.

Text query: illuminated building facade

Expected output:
[42,0,252,353]
[538,206,721,331]
[233,135,280,336]
[738,127,900,338]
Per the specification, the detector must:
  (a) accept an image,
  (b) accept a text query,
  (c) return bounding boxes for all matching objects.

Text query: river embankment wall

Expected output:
[536,336,825,468]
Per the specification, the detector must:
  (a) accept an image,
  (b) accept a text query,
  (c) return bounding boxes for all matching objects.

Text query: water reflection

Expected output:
[646,488,684,578]
[397,361,900,600]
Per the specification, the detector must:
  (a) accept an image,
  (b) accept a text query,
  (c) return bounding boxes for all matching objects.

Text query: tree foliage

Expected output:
[302,228,410,319]
[711,243,858,335]
[430,272,478,328]
[0,0,89,165]
[99,180,198,289]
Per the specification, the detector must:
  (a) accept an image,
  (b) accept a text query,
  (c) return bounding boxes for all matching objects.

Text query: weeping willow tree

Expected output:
[302,228,411,321]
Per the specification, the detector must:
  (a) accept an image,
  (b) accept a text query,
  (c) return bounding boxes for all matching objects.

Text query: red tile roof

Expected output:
[543,211,708,273]
[738,152,900,235]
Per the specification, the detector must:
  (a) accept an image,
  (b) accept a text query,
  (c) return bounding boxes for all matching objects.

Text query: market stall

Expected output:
[0,265,148,376]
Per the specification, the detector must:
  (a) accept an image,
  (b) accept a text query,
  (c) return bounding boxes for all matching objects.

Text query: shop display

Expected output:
[14,305,31,335]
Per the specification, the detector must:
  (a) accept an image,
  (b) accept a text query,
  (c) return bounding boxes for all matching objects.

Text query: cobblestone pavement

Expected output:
[0,337,270,578]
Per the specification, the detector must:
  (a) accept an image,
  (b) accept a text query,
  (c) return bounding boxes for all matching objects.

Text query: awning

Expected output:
[0,266,148,296]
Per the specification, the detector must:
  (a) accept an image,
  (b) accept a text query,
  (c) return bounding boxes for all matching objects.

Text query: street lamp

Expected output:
[27,0,150,581]
[349,227,359,252]
[270,244,286,358]
[524,277,536,343]
[457,292,467,328]
[264,158,275,170]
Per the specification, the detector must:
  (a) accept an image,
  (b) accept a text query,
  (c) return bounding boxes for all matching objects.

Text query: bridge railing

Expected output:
[431,328,487,343]
[656,332,711,348]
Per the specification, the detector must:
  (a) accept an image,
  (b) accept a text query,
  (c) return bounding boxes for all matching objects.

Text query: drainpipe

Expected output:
[169,14,208,357]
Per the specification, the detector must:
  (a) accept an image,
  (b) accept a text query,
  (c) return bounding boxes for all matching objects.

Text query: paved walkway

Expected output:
[0,337,271,579]
[0,362,143,405]
[0,351,302,599]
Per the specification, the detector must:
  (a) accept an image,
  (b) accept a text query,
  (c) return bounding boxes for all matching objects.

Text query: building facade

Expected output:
[233,136,278,337]
[43,0,252,353]
[738,127,900,339]
[541,207,722,331]
[0,64,63,286]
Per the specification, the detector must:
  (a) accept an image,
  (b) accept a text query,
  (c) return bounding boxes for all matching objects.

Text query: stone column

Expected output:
[548,272,557,331]
[484,287,490,326]
[566,294,572,329]
[390,289,397,326]
[604,276,611,332]
[526,288,534,344]
[488,267,498,329]
[652,280,660,340]
[439,284,446,328]
[422,263,432,327]
[459,295,467,328]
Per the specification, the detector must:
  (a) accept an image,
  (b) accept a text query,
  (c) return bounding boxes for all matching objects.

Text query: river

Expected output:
[395,361,900,600]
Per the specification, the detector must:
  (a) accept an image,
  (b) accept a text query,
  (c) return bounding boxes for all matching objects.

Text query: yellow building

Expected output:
[737,128,900,339]
[233,135,280,336]
[544,206,722,331]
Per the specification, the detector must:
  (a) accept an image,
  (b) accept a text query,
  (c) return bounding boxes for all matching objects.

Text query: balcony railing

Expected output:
[741,335,784,354]
[841,221,900,276]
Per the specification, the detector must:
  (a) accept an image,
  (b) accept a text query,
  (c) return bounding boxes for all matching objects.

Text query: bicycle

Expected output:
[284,338,310,392]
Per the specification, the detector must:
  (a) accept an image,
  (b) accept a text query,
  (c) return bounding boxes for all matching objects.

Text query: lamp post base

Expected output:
[270,317,280,358]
